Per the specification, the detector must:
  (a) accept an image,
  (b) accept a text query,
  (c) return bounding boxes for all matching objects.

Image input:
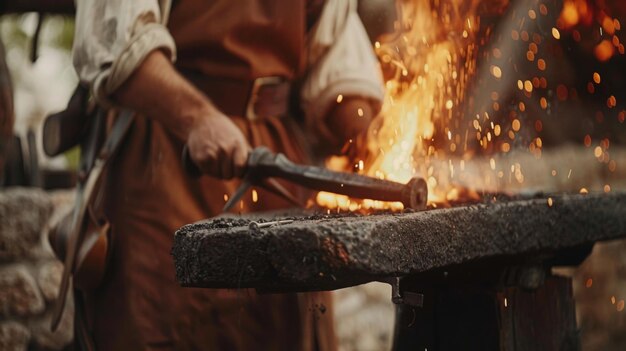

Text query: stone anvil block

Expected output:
[172,192,626,292]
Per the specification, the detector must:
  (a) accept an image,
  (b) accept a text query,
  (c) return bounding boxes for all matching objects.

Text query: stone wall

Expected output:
[333,282,394,351]
[0,188,73,351]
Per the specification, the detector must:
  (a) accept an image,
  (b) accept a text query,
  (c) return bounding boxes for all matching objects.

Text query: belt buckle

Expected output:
[246,76,284,121]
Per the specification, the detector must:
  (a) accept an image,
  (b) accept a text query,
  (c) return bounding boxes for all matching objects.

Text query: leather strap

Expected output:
[179,68,292,121]
[51,109,134,332]
[74,290,96,351]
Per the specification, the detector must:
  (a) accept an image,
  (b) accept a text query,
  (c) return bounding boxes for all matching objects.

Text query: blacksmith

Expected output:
[72,0,384,349]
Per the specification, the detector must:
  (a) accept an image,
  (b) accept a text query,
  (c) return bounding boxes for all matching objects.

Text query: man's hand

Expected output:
[114,50,249,179]
[186,111,249,179]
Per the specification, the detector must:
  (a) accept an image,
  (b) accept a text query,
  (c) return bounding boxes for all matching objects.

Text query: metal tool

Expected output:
[183,146,428,212]
[182,146,303,208]
[248,219,294,230]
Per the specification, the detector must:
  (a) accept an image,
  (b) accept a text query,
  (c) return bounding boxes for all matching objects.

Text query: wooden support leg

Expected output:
[392,275,580,351]
[498,275,580,351]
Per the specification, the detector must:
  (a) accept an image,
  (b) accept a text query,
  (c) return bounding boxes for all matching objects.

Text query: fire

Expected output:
[317,0,482,210]
[317,0,626,212]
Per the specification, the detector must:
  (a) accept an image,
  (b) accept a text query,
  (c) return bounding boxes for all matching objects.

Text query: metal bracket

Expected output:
[500,264,547,290]
[385,277,424,307]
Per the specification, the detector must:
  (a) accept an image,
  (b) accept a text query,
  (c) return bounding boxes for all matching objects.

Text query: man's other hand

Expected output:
[186,111,249,179]
[325,97,379,158]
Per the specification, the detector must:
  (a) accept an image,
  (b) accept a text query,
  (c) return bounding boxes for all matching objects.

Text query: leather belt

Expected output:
[179,69,291,121]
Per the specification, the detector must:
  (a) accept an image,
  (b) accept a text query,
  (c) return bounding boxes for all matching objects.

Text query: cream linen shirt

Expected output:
[72,0,384,124]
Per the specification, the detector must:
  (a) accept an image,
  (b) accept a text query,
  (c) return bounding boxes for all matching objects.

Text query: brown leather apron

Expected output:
[86,1,337,350]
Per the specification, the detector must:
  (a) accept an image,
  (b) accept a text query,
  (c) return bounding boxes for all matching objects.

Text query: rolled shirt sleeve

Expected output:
[300,0,385,138]
[72,0,176,105]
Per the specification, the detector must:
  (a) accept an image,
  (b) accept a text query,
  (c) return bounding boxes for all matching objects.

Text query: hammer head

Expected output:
[402,177,428,210]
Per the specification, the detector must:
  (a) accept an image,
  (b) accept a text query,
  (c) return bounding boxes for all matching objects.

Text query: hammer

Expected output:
[183,146,428,211]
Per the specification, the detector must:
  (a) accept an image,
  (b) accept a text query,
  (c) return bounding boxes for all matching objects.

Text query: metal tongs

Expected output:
[183,146,428,212]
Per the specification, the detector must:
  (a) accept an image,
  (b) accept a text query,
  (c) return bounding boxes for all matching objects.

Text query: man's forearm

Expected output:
[112,50,250,179]
[113,50,217,139]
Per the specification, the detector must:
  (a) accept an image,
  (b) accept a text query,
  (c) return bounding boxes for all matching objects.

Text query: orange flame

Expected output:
[317,0,482,210]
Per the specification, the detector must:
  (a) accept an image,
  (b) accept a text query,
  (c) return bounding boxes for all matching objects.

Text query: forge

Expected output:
[173,192,626,350]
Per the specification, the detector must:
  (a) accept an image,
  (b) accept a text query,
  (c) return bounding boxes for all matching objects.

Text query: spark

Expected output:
[593,72,601,84]
[252,189,258,203]
[594,146,603,158]
[607,95,617,108]
[537,59,546,70]
[523,80,533,93]
[512,119,521,132]
[491,65,502,78]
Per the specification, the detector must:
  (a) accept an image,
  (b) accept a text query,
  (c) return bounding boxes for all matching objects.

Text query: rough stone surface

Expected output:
[36,260,63,302]
[0,188,52,261]
[0,264,45,317]
[0,321,30,351]
[173,192,626,291]
[0,188,74,350]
